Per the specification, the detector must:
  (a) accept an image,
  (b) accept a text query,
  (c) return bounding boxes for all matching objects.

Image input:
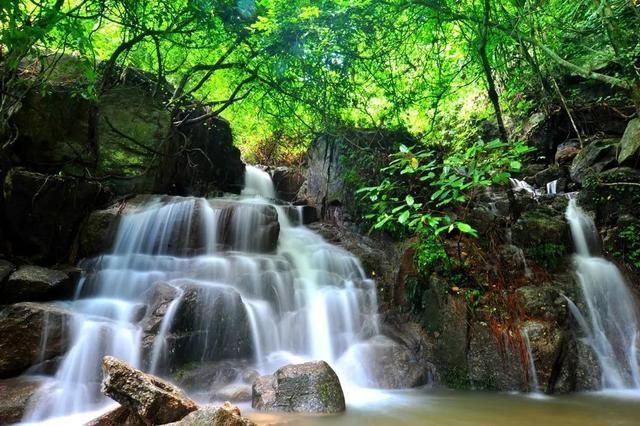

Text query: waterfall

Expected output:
[522,329,540,394]
[23,167,381,423]
[565,198,640,389]
[546,179,558,195]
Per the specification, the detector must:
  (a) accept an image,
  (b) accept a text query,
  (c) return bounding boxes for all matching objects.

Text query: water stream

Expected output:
[22,166,380,423]
[565,198,640,389]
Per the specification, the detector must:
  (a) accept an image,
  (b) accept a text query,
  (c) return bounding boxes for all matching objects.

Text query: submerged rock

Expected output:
[0,302,71,378]
[101,356,198,425]
[252,361,346,414]
[0,377,45,424]
[85,406,145,426]
[2,266,72,304]
[166,402,256,426]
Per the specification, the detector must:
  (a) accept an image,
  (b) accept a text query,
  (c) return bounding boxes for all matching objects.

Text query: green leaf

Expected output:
[398,210,411,224]
[405,194,415,206]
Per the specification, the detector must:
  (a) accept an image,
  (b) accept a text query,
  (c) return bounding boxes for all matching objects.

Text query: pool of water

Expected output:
[248,389,640,426]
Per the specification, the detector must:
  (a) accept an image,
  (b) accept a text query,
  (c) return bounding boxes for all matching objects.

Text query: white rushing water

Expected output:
[22,165,381,423]
[565,198,640,389]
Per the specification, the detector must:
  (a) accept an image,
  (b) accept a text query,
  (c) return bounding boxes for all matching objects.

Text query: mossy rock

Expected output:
[512,208,570,248]
[579,167,640,225]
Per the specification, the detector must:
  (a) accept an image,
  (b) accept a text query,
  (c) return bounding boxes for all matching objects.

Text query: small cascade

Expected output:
[242,165,276,199]
[522,329,540,393]
[565,198,640,389]
[546,179,558,195]
[509,178,541,197]
[23,166,382,423]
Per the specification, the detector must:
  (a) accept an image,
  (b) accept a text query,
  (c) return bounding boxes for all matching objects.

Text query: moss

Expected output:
[527,243,567,271]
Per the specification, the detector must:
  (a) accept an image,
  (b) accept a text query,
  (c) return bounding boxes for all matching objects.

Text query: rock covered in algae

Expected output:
[252,361,345,414]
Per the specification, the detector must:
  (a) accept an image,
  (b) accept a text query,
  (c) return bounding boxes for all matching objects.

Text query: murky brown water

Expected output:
[247,389,640,426]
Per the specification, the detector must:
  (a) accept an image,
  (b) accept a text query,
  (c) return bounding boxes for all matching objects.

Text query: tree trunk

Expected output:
[479,0,508,142]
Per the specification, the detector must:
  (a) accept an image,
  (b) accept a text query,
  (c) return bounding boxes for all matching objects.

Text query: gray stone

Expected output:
[252,361,345,414]
[618,118,640,165]
[569,139,618,183]
[0,302,71,378]
[101,356,198,425]
[2,266,72,303]
[272,167,305,202]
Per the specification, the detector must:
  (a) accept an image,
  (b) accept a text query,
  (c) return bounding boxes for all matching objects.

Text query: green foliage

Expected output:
[356,138,532,239]
[527,243,567,270]
[611,224,640,269]
[414,235,450,276]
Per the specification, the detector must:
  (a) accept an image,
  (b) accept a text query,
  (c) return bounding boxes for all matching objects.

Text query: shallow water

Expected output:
[249,389,640,426]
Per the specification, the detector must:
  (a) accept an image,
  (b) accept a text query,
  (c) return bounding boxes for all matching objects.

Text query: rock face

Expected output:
[618,118,640,166]
[101,356,198,425]
[3,168,107,263]
[252,361,346,414]
[0,302,71,378]
[2,266,72,304]
[0,377,45,424]
[0,259,15,285]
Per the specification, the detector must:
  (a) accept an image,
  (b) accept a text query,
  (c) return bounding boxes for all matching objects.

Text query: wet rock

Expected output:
[0,377,45,424]
[520,321,563,393]
[272,167,305,202]
[213,383,253,402]
[224,204,280,253]
[0,302,71,378]
[467,323,526,391]
[3,168,107,263]
[173,360,250,392]
[569,139,618,183]
[532,166,561,187]
[618,118,640,166]
[418,274,469,388]
[85,406,145,426]
[552,334,602,393]
[516,286,566,320]
[512,208,570,248]
[143,280,252,370]
[252,361,346,414]
[101,356,197,425]
[339,335,432,389]
[2,266,72,304]
[166,402,256,426]
[78,206,122,258]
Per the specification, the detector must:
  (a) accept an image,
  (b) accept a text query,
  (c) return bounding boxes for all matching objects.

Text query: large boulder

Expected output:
[3,168,106,263]
[166,402,256,426]
[0,377,45,424]
[101,356,198,425]
[252,361,346,414]
[618,118,640,166]
[1,266,72,304]
[569,139,618,183]
[0,302,71,378]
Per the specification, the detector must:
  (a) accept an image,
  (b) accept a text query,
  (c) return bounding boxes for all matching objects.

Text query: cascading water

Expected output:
[22,165,381,423]
[565,198,640,389]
